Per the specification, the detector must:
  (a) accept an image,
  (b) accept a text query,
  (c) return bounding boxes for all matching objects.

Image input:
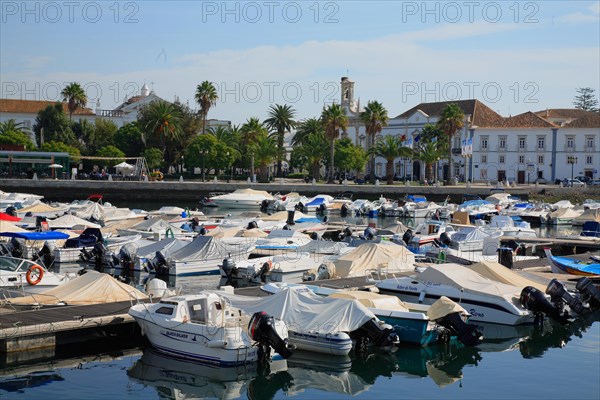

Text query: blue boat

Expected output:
[544,248,600,276]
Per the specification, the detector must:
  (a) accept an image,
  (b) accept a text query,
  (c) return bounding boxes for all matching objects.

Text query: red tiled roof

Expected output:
[396,99,505,128]
[0,99,95,115]
[494,111,558,128]
[563,113,600,128]
[534,108,596,119]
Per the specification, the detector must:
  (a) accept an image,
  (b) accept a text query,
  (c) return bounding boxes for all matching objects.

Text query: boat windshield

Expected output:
[0,257,24,272]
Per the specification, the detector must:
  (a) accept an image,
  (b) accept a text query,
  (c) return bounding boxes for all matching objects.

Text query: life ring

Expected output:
[26,265,44,285]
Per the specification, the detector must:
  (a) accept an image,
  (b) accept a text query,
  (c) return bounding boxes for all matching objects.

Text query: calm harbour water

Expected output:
[1,202,599,399]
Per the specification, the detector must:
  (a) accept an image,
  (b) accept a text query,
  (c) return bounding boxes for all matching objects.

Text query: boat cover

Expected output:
[16,202,64,214]
[331,242,416,277]
[0,212,21,222]
[552,200,574,209]
[8,271,148,305]
[573,209,600,225]
[0,221,26,232]
[261,210,312,221]
[426,296,469,320]
[416,263,521,304]
[305,195,334,206]
[485,193,512,205]
[451,227,490,243]
[212,188,274,200]
[169,236,251,261]
[549,207,582,219]
[329,291,410,312]
[469,260,547,292]
[48,214,101,229]
[296,240,348,255]
[131,217,182,233]
[239,228,268,238]
[217,286,376,334]
[75,202,104,221]
[136,237,189,258]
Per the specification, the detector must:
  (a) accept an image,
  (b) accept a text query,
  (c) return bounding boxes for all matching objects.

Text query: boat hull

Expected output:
[288,331,353,356]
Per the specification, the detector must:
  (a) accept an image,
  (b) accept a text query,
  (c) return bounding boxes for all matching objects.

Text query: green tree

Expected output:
[414,138,445,183]
[71,119,96,152]
[436,103,465,184]
[0,120,35,150]
[139,100,183,170]
[115,121,144,156]
[97,145,126,168]
[334,137,367,179]
[61,82,87,121]
[254,133,278,182]
[241,117,268,179]
[291,118,328,180]
[371,135,406,185]
[573,87,599,112]
[143,147,164,170]
[33,103,75,146]
[39,141,81,168]
[265,104,296,177]
[195,81,219,134]
[360,100,389,183]
[292,118,323,146]
[320,103,348,183]
[94,119,118,151]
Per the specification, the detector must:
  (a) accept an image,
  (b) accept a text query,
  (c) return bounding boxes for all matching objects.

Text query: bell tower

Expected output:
[340,76,355,109]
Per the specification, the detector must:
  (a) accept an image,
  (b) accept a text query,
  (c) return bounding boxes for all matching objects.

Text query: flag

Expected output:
[400,134,406,142]
[414,135,421,143]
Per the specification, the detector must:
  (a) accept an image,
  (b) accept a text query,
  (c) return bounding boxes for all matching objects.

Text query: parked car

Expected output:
[565,179,585,187]
[575,176,592,184]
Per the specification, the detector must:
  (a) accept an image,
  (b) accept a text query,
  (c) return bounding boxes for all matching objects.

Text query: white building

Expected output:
[381,100,600,183]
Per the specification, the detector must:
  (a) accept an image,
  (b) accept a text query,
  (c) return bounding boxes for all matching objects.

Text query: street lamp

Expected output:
[567,156,578,186]
[201,149,208,182]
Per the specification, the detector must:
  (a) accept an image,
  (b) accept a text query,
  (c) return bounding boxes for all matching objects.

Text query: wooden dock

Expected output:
[0,300,143,357]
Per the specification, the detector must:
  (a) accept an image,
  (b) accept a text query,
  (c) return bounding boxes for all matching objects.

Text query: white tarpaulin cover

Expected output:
[130,217,183,233]
[48,214,101,229]
[169,236,252,262]
[427,296,469,321]
[552,200,574,209]
[469,260,547,292]
[450,227,490,243]
[75,202,104,221]
[0,221,27,232]
[217,286,376,334]
[416,264,521,303]
[135,237,189,258]
[332,242,416,277]
[329,291,409,312]
[573,208,600,224]
[549,207,582,220]
[8,271,148,305]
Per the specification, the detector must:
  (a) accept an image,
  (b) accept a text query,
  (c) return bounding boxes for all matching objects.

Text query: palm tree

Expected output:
[241,117,268,180]
[300,132,328,180]
[320,103,348,183]
[414,139,446,183]
[61,83,87,121]
[371,135,411,185]
[292,118,323,146]
[436,103,465,184]
[265,104,296,177]
[0,119,28,135]
[195,81,219,134]
[253,133,278,181]
[360,101,389,183]
[143,101,183,168]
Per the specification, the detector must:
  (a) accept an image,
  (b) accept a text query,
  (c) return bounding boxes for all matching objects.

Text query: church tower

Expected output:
[340,77,355,112]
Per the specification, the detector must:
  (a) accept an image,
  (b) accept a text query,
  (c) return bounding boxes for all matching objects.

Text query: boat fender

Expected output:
[207,339,227,348]
[418,291,426,303]
[26,265,44,285]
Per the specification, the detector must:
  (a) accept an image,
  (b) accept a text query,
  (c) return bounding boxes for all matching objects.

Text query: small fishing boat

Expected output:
[544,248,600,276]
[0,255,74,295]
[128,290,295,366]
[209,189,274,209]
[399,220,455,252]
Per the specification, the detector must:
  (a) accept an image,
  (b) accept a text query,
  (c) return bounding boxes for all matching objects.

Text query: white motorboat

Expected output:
[217,286,399,355]
[375,263,535,325]
[397,220,455,252]
[116,217,194,240]
[151,236,255,276]
[0,191,44,209]
[482,215,537,238]
[209,189,274,209]
[267,192,309,212]
[302,194,334,213]
[56,228,142,263]
[129,290,295,365]
[252,230,313,256]
[0,255,74,295]
[446,226,491,252]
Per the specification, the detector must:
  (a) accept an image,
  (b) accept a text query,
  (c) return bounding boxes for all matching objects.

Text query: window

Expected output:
[519,155,525,164]
[538,155,544,165]
[155,307,174,315]
[586,155,593,164]
[499,137,506,150]
[537,136,545,150]
[567,136,574,149]
[518,137,526,150]
[481,137,488,150]
[481,155,487,163]
[586,136,595,149]
[499,155,505,164]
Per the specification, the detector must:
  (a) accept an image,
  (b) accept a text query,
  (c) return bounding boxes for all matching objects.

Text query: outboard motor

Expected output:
[546,279,587,316]
[118,245,136,270]
[402,229,413,245]
[317,203,326,215]
[248,311,295,362]
[363,226,377,240]
[220,256,238,278]
[247,221,259,230]
[439,232,452,246]
[575,277,600,311]
[36,241,56,268]
[199,226,207,235]
[520,286,570,324]
[5,206,17,217]
[260,199,270,212]
[315,264,331,281]
[286,210,295,226]
[252,261,273,283]
[294,202,304,211]
[146,251,169,275]
[434,313,483,346]
[310,232,318,240]
[92,242,108,270]
[340,203,349,217]
[9,238,26,258]
[351,318,399,352]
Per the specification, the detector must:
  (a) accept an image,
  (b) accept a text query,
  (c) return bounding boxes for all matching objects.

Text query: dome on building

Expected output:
[141,83,150,97]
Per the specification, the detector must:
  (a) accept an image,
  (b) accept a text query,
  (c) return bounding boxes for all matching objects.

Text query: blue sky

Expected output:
[1,1,599,124]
